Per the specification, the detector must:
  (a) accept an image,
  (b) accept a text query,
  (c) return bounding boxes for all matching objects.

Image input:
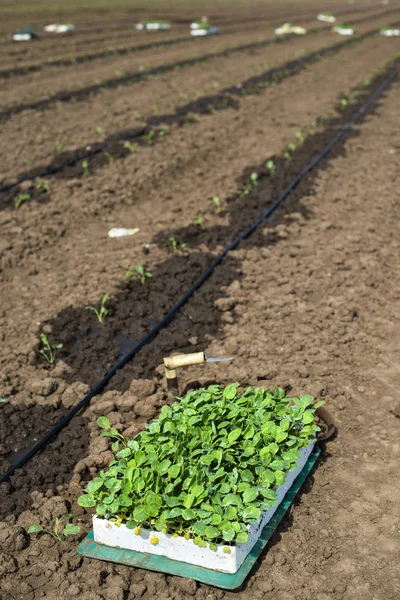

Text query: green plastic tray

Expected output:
[77,446,320,590]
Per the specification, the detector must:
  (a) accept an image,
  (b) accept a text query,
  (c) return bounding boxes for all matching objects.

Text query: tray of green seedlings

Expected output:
[12,27,38,42]
[44,23,75,33]
[275,23,306,35]
[136,20,171,31]
[190,19,220,37]
[333,23,356,35]
[77,384,326,581]
[317,12,336,23]
[380,25,400,36]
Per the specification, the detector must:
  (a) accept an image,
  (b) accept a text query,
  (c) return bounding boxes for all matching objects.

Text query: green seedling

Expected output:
[78,385,323,546]
[194,216,204,227]
[28,514,80,543]
[85,294,111,323]
[14,193,31,209]
[38,333,63,365]
[104,151,114,164]
[167,236,187,253]
[133,110,142,120]
[284,151,291,161]
[126,265,152,285]
[340,98,348,109]
[158,125,170,138]
[82,159,90,178]
[96,126,105,135]
[212,196,222,214]
[242,172,258,196]
[295,129,304,143]
[55,141,64,153]
[123,141,137,153]
[146,129,156,145]
[288,143,297,153]
[36,181,50,193]
[265,160,276,174]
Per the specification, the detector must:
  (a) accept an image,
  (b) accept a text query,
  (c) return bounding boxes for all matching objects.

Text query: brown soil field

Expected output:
[0,1,399,599]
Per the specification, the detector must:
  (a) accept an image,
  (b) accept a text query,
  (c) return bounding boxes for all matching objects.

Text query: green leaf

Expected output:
[275,428,288,443]
[224,506,237,521]
[228,428,242,444]
[184,493,195,509]
[182,508,196,521]
[133,506,149,522]
[191,485,205,498]
[242,506,261,521]
[236,531,249,544]
[243,488,258,504]
[168,464,180,479]
[63,523,80,536]
[274,471,286,486]
[313,400,325,409]
[269,459,286,471]
[302,410,315,424]
[77,495,96,508]
[223,383,239,400]
[86,478,104,494]
[221,525,235,541]
[222,493,241,507]
[204,526,219,539]
[28,525,43,534]
[97,416,111,429]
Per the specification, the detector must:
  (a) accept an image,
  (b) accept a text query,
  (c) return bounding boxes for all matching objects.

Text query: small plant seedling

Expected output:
[104,151,114,164]
[38,333,63,365]
[55,141,64,153]
[146,129,156,145]
[295,129,304,142]
[14,193,31,209]
[212,196,222,213]
[82,159,90,178]
[28,514,80,543]
[340,98,348,109]
[241,172,258,196]
[96,126,105,135]
[167,236,187,253]
[265,160,276,174]
[284,151,291,161]
[288,143,297,153]
[123,141,137,153]
[194,216,204,227]
[158,125,170,137]
[85,294,111,323]
[126,265,152,285]
[36,181,50,193]
[133,110,142,120]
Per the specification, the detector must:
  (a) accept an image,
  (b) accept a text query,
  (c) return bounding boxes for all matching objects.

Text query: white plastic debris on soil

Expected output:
[108,228,140,238]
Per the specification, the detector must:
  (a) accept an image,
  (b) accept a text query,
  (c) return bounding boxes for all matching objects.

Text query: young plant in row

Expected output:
[78,384,323,549]
[126,265,152,285]
[38,333,63,365]
[85,294,111,323]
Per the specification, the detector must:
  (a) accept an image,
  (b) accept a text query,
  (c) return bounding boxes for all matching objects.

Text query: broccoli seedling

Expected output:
[212,196,222,213]
[126,265,152,285]
[82,159,90,178]
[85,294,111,323]
[38,333,63,365]
[28,514,80,543]
[14,193,31,209]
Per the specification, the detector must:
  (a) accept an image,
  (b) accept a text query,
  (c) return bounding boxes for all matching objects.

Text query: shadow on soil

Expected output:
[0,402,89,518]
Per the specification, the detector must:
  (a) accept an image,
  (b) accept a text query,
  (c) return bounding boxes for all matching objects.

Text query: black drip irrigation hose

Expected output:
[0,65,397,485]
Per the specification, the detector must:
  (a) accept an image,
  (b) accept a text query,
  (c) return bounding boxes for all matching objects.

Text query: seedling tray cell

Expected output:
[77,446,320,590]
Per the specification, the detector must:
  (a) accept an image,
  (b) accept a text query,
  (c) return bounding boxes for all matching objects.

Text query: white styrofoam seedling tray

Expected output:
[380,28,400,36]
[317,14,336,23]
[93,443,314,573]
[333,27,354,35]
[136,23,170,31]
[191,27,220,36]
[13,33,34,41]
